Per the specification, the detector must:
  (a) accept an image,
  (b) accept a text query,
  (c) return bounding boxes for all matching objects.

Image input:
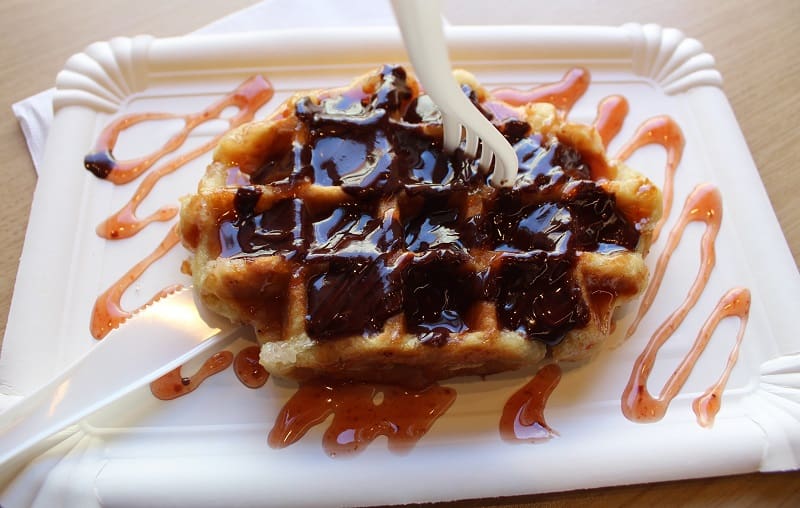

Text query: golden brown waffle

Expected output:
[179,65,661,387]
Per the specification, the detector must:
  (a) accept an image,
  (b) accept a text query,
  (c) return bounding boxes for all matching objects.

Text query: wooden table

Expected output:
[0,0,797,505]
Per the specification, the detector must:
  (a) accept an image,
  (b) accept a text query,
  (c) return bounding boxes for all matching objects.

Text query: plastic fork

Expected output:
[391,0,518,187]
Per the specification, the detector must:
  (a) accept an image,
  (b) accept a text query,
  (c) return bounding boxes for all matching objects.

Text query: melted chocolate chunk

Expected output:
[402,95,441,125]
[372,65,413,112]
[564,182,639,251]
[252,148,295,185]
[403,250,477,346]
[498,119,531,146]
[306,254,409,340]
[308,204,402,260]
[394,129,472,192]
[234,186,261,216]
[219,189,308,258]
[490,252,589,345]
[510,140,590,193]
[402,194,470,253]
[490,201,573,253]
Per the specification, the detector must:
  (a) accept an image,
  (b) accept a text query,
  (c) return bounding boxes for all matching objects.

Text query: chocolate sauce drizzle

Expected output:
[219,65,641,346]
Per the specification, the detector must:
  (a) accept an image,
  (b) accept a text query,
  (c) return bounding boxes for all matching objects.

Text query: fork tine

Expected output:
[464,130,480,158]
[443,118,462,152]
[489,157,513,187]
[478,146,494,171]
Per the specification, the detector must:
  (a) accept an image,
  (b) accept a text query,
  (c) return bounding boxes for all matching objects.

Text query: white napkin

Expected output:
[11,0,400,174]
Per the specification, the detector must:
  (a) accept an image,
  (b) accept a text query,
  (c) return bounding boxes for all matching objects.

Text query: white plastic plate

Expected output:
[1,25,798,508]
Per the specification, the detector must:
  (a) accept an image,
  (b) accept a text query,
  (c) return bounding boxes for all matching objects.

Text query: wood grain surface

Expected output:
[0,0,797,506]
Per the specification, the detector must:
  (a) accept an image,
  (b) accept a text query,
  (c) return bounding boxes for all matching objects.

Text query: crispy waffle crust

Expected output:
[179,66,662,387]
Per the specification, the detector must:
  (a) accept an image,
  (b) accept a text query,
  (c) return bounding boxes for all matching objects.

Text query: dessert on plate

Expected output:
[178,65,661,386]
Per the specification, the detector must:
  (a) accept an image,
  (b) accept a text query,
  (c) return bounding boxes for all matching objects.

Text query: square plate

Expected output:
[2,25,799,507]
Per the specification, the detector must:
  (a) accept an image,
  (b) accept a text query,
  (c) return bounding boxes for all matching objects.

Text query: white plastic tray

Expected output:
[2,25,799,507]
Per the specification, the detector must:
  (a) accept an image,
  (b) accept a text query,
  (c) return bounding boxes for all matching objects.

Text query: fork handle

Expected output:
[391,0,463,150]
[390,0,518,186]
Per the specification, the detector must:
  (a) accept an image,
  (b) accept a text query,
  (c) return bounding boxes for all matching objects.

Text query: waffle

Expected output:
[179,65,662,387]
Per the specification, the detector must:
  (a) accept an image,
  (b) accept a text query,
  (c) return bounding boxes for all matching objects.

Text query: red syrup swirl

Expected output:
[625,183,723,340]
[491,67,590,115]
[616,115,685,243]
[622,287,751,426]
[88,77,274,338]
[234,346,269,389]
[499,363,561,443]
[88,76,274,240]
[593,95,629,149]
[620,184,752,425]
[150,351,234,400]
[268,382,456,456]
[90,225,182,339]
[691,288,750,427]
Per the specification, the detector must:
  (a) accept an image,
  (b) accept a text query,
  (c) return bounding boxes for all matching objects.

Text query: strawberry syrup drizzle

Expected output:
[616,116,685,243]
[233,346,269,389]
[622,287,751,425]
[499,364,561,443]
[268,382,456,456]
[90,225,182,340]
[492,67,590,115]
[625,183,723,341]
[89,77,274,338]
[150,351,234,401]
[690,288,750,427]
[593,95,629,149]
[83,69,754,445]
[90,76,274,240]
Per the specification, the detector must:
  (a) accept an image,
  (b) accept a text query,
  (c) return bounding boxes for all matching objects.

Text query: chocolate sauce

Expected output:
[219,190,309,259]
[305,255,408,340]
[490,252,588,345]
[219,65,641,346]
[84,150,116,179]
[402,193,473,252]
